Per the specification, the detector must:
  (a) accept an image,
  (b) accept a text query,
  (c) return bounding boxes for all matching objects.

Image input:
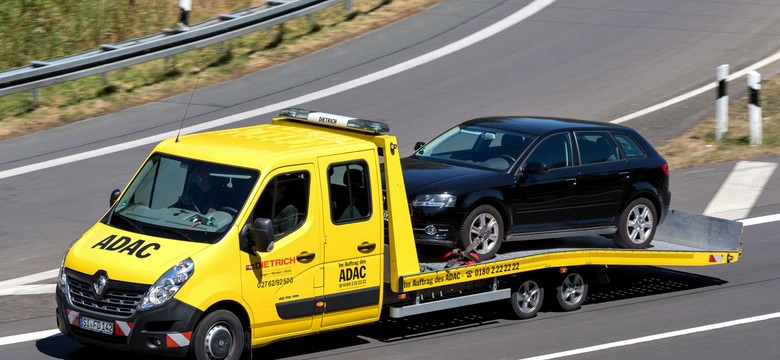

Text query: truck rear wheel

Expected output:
[613,198,657,249]
[554,272,587,311]
[458,205,504,259]
[192,310,243,360]
[508,278,544,319]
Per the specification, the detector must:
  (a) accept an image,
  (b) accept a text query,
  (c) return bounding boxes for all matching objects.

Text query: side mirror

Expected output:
[109,189,121,207]
[523,162,547,175]
[414,142,426,151]
[244,218,275,253]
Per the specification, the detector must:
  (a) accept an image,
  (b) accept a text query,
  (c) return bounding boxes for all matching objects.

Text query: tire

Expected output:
[554,272,587,311]
[458,205,504,259]
[613,198,657,249]
[508,278,544,319]
[191,310,244,360]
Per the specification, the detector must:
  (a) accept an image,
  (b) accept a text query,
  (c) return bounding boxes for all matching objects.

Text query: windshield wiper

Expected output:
[141,223,196,242]
[109,212,146,235]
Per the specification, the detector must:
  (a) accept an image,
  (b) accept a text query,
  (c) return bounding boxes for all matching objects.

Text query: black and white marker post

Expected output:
[748,71,762,146]
[716,64,729,141]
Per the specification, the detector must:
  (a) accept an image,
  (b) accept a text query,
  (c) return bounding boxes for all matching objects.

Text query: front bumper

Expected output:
[410,207,464,248]
[56,274,202,358]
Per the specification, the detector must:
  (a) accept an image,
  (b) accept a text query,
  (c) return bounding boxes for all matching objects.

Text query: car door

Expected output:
[318,152,383,330]
[509,132,579,233]
[574,131,630,226]
[241,165,324,343]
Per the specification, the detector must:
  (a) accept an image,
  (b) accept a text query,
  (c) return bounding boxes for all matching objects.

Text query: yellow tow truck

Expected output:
[55,109,742,360]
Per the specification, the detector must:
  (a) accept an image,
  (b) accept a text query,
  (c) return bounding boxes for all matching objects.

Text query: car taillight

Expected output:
[662,162,669,176]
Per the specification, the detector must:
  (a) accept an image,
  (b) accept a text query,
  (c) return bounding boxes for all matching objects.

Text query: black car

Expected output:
[402,116,671,259]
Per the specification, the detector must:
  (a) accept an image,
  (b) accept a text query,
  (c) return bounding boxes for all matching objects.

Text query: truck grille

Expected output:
[68,277,145,318]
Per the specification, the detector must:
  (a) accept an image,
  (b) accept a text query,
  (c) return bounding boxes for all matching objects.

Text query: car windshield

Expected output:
[413,125,535,171]
[104,153,258,243]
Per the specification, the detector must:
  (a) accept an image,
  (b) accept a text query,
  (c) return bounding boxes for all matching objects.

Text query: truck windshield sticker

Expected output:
[91,235,161,258]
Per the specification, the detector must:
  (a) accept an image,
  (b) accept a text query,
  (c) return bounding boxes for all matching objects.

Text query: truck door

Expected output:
[318,153,383,329]
[240,165,324,343]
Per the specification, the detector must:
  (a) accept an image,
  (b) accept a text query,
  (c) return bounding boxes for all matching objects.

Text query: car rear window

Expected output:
[613,133,645,158]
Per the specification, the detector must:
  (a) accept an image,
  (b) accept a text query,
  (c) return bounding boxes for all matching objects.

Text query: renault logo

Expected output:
[93,274,108,298]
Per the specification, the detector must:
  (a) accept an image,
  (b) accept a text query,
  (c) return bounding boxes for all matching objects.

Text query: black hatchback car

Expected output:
[402,116,671,259]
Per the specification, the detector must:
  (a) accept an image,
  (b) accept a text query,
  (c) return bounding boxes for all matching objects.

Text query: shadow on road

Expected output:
[36,266,727,359]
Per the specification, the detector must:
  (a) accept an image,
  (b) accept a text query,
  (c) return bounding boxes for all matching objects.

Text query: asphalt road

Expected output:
[1,0,780,359]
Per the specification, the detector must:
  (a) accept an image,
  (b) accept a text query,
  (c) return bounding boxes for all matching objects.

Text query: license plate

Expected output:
[79,316,114,335]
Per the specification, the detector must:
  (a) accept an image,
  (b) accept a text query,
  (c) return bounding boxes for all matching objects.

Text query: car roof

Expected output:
[462,116,630,136]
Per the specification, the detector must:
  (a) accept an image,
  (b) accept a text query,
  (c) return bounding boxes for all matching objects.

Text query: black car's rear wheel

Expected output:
[458,205,504,259]
[613,198,657,249]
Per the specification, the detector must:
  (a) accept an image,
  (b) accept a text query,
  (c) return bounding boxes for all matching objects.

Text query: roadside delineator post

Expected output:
[748,71,762,146]
[716,64,729,141]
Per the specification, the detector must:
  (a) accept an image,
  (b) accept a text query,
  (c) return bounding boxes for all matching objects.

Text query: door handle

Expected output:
[296,252,316,263]
[566,178,577,186]
[619,171,630,179]
[357,242,376,253]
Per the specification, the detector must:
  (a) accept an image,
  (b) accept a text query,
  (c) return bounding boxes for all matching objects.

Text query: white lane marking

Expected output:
[0,0,557,180]
[0,284,57,296]
[519,312,780,360]
[610,50,780,124]
[0,329,61,347]
[0,269,57,288]
[703,161,777,220]
[740,213,780,226]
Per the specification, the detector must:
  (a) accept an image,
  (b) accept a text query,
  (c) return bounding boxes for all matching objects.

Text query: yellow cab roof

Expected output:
[153,120,377,170]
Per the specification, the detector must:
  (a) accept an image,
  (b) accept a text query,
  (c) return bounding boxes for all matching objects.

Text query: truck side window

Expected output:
[327,162,371,223]
[254,172,309,238]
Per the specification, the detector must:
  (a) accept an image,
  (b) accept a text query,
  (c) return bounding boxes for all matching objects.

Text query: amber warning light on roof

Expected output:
[279,108,390,134]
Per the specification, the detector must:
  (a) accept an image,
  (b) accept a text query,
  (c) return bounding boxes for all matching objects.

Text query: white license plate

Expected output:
[79,316,114,335]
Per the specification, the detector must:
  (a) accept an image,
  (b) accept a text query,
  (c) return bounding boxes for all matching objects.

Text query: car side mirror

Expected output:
[109,189,121,207]
[244,218,275,253]
[523,162,547,175]
[414,142,426,151]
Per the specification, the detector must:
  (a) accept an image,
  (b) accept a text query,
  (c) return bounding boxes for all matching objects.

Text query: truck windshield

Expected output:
[103,153,258,243]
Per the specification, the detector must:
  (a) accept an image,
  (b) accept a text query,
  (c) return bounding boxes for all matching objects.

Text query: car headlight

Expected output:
[139,258,194,310]
[57,240,77,295]
[412,194,457,208]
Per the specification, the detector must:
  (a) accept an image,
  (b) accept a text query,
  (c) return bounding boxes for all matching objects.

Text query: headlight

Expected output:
[58,241,77,295]
[412,194,456,208]
[139,258,194,310]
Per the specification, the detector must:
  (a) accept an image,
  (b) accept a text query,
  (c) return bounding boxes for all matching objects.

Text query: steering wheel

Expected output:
[219,206,238,215]
[179,195,201,213]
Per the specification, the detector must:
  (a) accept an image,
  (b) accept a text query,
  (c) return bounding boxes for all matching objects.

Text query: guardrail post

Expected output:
[31,88,40,106]
[101,73,109,85]
[748,71,762,146]
[716,64,729,141]
[345,0,352,12]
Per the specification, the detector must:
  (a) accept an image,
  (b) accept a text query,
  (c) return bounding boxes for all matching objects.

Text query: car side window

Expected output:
[328,162,371,223]
[576,132,620,164]
[613,133,646,158]
[526,133,573,170]
[254,172,309,239]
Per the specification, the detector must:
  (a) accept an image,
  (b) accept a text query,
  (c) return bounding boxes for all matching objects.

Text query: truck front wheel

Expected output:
[192,310,244,360]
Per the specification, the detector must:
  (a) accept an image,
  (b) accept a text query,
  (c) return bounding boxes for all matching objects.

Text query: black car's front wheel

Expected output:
[459,205,504,259]
[613,198,657,249]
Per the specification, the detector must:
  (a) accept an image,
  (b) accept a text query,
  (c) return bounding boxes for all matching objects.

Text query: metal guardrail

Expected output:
[0,0,348,97]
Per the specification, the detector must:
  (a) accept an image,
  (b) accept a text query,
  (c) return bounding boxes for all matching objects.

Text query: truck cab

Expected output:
[56,109,418,359]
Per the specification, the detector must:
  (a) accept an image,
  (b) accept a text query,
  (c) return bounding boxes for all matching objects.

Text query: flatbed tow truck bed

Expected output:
[389,210,742,317]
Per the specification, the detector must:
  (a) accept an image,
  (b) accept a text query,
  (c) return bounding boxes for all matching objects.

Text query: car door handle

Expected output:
[619,171,630,178]
[566,178,577,186]
[358,242,376,253]
[296,252,316,263]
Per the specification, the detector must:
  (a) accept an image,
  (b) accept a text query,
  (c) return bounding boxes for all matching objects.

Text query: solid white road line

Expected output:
[0,0,557,180]
[518,311,780,360]
[703,161,778,220]
[0,269,58,289]
[0,329,61,347]
[0,284,57,296]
